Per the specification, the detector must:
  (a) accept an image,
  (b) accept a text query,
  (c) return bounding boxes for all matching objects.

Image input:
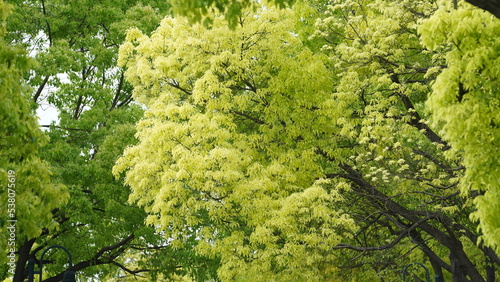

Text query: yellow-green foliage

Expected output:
[115,0,500,280]
[115,5,356,281]
[419,1,500,252]
[315,0,454,209]
[170,0,295,28]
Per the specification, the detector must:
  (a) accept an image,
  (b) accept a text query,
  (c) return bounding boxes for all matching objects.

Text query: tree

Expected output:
[304,0,500,279]
[115,0,500,281]
[419,0,500,254]
[1,0,201,281]
[4,0,496,280]
[115,5,357,281]
[0,0,68,280]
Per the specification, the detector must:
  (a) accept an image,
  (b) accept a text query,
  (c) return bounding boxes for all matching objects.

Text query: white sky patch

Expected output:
[37,103,59,129]
[34,73,68,130]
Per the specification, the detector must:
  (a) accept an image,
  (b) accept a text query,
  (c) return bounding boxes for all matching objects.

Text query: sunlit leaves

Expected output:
[115,5,357,280]
[170,0,296,28]
[115,0,500,280]
[419,1,500,252]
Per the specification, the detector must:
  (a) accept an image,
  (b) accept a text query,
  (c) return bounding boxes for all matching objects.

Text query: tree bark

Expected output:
[33,75,50,103]
[12,238,36,282]
[338,163,485,281]
[41,234,136,282]
[486,258,495,282]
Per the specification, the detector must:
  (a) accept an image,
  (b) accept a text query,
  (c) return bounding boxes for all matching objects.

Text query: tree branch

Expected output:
[338,162,485,281]
[333,216,430,252]
[42,234,137,282]
[73,95,83,120]
[110,261,149,275]
[389,74,449,148]
[110,72,125,110]
[230,110,266,125]
[33,75,50,103]
[465,0,500,19]
[94,234,135,259]
[168,80,192,95]
[39,125,90,132]
[41,0,53,46]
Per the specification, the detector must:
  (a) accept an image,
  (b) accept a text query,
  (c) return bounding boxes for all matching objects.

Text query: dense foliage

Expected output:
[114,0,500,281]
[2,0,499,281]
[1,1,68,279]
[1,0,183,281]
[420,1,500,253]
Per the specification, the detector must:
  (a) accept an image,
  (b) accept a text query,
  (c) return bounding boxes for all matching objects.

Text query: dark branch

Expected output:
[73,95,83,120]
[110,72,125,110]
[39,125,90,132]
[110,261,149,275]
[389,74,449,148]
[94,234,135,259]
[42,234,137,282]
[168,80,192,95]
[333,216,430,252]
[465,0,500,19]
[41,0,53,46]
[230,110,266,125]
[33,75,50,103]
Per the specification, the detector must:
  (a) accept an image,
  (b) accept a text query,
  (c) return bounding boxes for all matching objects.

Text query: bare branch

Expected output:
[39,125,90,132]
[33,75,50,103]
[333,216,431,252]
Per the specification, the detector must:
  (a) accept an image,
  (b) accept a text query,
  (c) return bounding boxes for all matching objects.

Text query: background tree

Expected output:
[1,1,68,280]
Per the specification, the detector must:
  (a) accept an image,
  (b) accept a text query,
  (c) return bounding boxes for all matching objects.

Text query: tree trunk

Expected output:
[486,258,495,282]
[13,238,36,282]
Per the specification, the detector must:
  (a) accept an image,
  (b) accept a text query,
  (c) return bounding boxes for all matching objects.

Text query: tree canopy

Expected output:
[114,0,500,280]
[1,0,68,276]
[419,0,500,254]
[1,0,182,281]
[2,0,499,281]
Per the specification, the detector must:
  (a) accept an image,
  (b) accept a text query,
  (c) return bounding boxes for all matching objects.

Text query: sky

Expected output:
[37,105,59,126]
[36,96,59,129]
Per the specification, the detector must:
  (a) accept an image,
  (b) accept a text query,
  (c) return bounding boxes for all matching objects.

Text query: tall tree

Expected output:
[419,0,500,254]
[115,5,357,281]
[0,0,203,281]
[1,1,68,280]
[115,0,500,280]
